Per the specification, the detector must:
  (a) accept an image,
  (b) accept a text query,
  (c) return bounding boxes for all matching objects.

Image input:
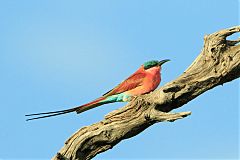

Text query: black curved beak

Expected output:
[158,59,170,66]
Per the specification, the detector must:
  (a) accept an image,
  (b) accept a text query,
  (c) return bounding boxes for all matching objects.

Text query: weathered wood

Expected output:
[52,26,240,160]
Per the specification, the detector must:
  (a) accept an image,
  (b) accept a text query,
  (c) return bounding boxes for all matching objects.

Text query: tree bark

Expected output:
[52,26,240,160]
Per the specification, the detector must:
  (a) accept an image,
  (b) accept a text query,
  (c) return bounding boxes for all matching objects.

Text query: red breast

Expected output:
[126,65,161,96]
[144,65,161,91]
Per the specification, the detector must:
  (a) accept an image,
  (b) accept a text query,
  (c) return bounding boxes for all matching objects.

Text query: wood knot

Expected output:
[144,113,151,121]
[56,152,68,160]
[163,85,186,93]
[228,55,233,61]
[211,47,216,52]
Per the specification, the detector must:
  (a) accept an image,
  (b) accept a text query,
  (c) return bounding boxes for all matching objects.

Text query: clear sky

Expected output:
[0,0,239,159]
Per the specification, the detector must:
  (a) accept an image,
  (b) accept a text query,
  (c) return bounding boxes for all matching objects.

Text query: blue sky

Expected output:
[0,0,239,159]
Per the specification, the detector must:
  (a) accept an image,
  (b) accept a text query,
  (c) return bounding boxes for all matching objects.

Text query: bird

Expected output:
[25,59,170,121]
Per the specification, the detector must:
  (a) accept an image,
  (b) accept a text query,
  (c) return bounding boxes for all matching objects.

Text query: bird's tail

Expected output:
[25,97,107,121]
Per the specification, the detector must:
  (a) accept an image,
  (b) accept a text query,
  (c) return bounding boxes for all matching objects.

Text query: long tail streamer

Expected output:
[25,108,77,121]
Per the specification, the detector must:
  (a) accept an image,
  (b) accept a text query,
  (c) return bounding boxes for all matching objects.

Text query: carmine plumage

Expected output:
[26,59,170,121]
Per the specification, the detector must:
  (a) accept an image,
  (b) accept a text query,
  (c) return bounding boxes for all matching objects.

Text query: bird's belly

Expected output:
[149,76,160,90]
[125,75,160,96]
[143,75,160,92]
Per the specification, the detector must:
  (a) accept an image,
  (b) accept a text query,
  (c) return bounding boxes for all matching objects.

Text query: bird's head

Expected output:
[143,59,170,70]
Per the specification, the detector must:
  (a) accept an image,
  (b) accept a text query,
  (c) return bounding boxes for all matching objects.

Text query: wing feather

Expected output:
[103,68,145,97]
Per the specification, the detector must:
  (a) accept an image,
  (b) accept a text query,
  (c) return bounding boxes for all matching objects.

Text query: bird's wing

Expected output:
[102,70,146,97]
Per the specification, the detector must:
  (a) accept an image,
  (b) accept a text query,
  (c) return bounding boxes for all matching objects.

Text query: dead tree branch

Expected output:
[52,26,240,160]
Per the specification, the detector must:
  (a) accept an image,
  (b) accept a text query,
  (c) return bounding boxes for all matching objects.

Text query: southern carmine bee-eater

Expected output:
[26,59,170,121]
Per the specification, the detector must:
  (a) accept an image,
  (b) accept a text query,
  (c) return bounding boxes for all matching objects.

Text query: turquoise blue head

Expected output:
[143,59,170,70]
